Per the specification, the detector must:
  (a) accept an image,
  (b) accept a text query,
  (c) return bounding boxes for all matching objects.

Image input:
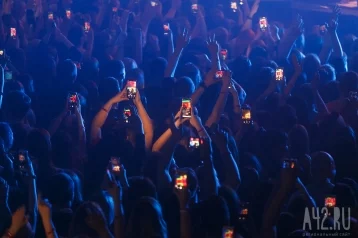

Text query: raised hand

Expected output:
[206,34,219,56]
[38,195,52,222]
[289,14,304,37]
[110,88,129,104]
[176,28,191,49]
[209,124,229,151]
[8,206,28,235]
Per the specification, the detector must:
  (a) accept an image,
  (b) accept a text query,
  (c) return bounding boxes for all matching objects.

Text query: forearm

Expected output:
[152,129,173,152]
[198,160,219,200]
[164,46,183,78]
[48,111,67,136]
[133,29,143,65]
[205,91,228,127]
[42,220,58,238]
[313,89,329,116]
[113,199,125,238]
[191,87,205,106]
[220,148,240,189]
[319,45,332,64]
[191,15,207,40]
[136,101,154,150]
[180,210,191,238]
[90,100,114,144]
[164,8,177,21]
[57,33,74,49]
[277,35,297,60]
[283,73,300,97]
[28,178,38,233]
[330,31,343,58]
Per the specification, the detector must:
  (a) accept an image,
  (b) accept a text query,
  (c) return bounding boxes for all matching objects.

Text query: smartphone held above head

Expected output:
[68,92,78,110]
[175,173,188,190]
[259,17,268,31]
[181,98,192,118]
[126,80,137,99]
[275,68,284,81]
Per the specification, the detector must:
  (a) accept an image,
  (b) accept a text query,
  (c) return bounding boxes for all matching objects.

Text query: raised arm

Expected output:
[133,90,154,151]
[37,198,59,238]
[205,71,231,127]
[91,90,128,145]
[0,65,4,109]
[284,55,302,97]
[164,29,190,78]
[190,6,207,40]
[240,0,260,32]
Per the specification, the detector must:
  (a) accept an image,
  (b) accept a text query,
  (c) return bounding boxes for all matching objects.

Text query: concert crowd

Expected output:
[0,0,358,237]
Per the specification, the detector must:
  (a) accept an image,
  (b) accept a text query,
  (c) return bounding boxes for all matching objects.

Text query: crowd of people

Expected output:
[1,0,358,237]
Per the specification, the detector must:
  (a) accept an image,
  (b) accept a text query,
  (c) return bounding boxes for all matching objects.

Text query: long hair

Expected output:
[126,197,167,238]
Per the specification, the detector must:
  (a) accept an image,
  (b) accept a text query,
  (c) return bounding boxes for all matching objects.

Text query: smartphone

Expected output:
[239,206,249,221]
[48,12,54,20]
[325,196,336,208]
[18,150,27,171]
[181,98,192,118]
[282,159,296,169]
[189,137,201,149]
[231,1,238,12]
[123,108,131,123]
[215,70,224,79]
[0,49,5,58]
[222,226,234,238]
[220,49,228,61]
[110,157,120,172]
[84,22,91,33]
[66,9,71,19]
[239,0,244,5]
[68,92,78,110]
[259,17,268,31]
[175,173,188,190]
[150,0,158,7]
[191,4,198,14]
[275,68,284,81]
[112,7,118,12]
[163,23,170,35]
[10,28,16,39]
[242,108,251,124]
[126,80,137,99]
[5,70,12,81]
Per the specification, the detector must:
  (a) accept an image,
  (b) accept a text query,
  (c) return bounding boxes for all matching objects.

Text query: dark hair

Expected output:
[126,197,167,238]
[0,122,13,152]
[47,172,74,207]
[68,24,85,47]
[100,60,125,83]
[3,91,31,121]
[98,77,120,103]
[56,59,77,87]
[338,71,358,97]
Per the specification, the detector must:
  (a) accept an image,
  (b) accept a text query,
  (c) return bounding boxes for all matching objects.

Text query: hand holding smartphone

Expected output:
[215,70,224,79]
[220,49,228,61]
[189,137,202,149]
[242,108,252,124]
[181,98,192,118]
[151,0,158,7]
[163,23,170,35]
[222,226,234,238]
[175,172,188,190]
[325,196,336,208]
[191,4,198,14]
[68,92,78,110]
[259,17,268,31]
[48,12,54,20]
[10,28,17,39]
[84,22,91,33]
[275,68,284,81]
[66,9,72,19]
[230,1,238,12]
[126,80,137,99]
[110,157,121,172]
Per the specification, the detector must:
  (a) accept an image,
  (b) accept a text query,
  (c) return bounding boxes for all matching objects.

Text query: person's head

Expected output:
[123,57,138,71]
[146,57,168,87]
[126,68,145,89]
[27,129,52,167]
[98,77,120,104]
[211,27,229,46]
[201,195,230,237]
[68,24,86,47]
[320,80,340,103]
[126,197,167,238]
[79,57,100,83]
[100,60,126,88]
[302,54,321,81]
[173,77,195,98]
[338,71,358,98]
[47,173,74,208]
[289,124,309,158]
[274,104,298,132]
[70,201,108,238]
[56,59,78,87]
[229,56,252,84]
[91,191,115,225]
[177,63,202,88]
[311,151,336,182]
[318,64,336,86]
[0,122,13,152]
[3,91,31,123]
[333,183,357,208]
